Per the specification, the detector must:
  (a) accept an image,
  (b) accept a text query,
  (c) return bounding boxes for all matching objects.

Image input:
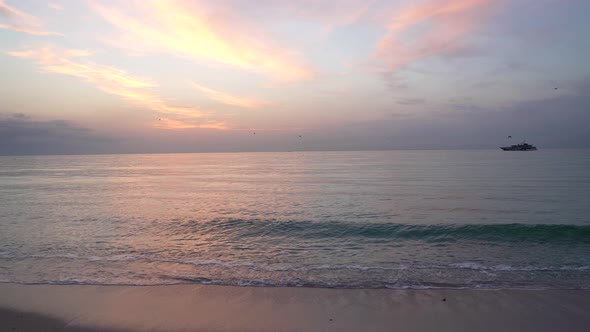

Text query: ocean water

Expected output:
[1,150,589,289]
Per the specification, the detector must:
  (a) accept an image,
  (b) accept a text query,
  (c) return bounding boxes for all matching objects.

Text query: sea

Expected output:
[1,150,589,289]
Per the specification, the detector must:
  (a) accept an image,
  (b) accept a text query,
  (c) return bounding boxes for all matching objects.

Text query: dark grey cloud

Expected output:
[0,114,113,155]
[441,44,486,59]
[397,98,426,106]
[305,76,590,151]
[10,113,30,119]
[2,77,589,155]
[380,71,410,91]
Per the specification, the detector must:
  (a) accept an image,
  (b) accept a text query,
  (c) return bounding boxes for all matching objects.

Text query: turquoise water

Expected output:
[1,150,589,288]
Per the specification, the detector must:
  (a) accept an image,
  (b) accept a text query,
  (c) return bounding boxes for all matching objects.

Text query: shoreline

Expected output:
[1,283,589,331]
[2,281,589,291]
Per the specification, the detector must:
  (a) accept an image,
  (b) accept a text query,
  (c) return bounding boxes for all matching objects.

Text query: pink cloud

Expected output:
[374,0,500,71]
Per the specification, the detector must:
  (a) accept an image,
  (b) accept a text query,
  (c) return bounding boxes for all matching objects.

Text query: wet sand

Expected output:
[1,283,589,331]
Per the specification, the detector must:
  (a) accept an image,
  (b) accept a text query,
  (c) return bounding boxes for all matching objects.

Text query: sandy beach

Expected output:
[0,283,588,331]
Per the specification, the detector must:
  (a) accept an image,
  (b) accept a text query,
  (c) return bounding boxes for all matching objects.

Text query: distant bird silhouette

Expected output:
[253,132,256,135]
[554,87,558,90]
[298,135,302,138]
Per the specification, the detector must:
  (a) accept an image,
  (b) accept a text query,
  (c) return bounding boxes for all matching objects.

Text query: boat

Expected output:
[500,140,537,151]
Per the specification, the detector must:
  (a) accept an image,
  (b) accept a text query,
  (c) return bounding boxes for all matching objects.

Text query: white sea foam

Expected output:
[449,262,485,270]
[180,259,256,268]
[105,254,137,261]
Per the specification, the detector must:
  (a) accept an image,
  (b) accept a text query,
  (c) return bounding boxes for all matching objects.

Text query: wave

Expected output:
[2,252,588,273]
[2,253,588,289]
[189,220,590,244]
[1,278,588,290]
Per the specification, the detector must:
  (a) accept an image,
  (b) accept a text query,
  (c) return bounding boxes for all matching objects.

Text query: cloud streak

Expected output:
[374,0,498,71]
[7,45,224,129]
[7,47,155,88]
[48,3,63,11]
[98,86,214,122]
[91,0,313,81]
[191,83,270,109]
[0,0,61,35]
[154,117,227,130]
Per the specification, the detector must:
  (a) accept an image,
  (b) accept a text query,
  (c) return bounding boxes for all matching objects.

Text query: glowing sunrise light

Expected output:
[191,83,270,109]
[91,0,314,82]
[1,0,587,152]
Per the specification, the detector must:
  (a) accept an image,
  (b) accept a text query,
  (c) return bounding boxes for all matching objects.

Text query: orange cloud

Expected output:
[6,47,155,88]
[155,117,228,130]
[0,0,38,23]
[91,0,313,81]
[191,83,270,109]
[375,0,498,70]
[7,45,225,129]
[48,3,63,11]
[0,0,60,35]
[0,23,61,36]
[98,86,207,118]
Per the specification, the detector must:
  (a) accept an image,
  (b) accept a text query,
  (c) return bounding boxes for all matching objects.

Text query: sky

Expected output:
[1,0,589,155]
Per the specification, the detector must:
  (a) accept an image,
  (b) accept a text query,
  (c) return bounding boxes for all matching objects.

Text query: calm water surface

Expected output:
[1,150,589,288]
